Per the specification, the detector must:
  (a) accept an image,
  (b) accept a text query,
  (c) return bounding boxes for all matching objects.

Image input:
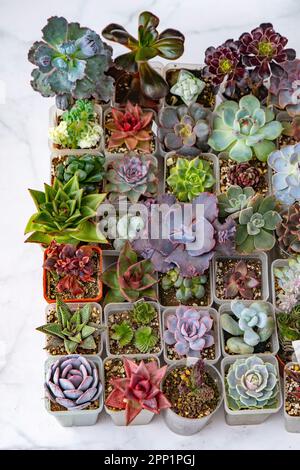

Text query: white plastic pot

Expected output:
[221,354,282,426]
[270,258,288,312]
[219,301,279,357]
[44,355,103,427]
[162,359,223,435]
[284,362,300,433]
[162,307,220,365]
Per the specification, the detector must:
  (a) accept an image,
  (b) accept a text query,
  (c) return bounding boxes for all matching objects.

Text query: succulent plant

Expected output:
[158,104,211,155]
[235,194,281,253]
[37,298,104,354]
[276,203,300,255]
[102,11,184,101]
[170,69,206,106]
[274,256,300,312]
[224,260,260,300]
[106,102,154,152]
[218,186,255,218]
[100,213,145,251]
[268,144,300,205]
[164,306,214,357]
[208,95,282,162]
[55,154,105,194]
[276,112,300,143]
[227,162,261,189]
[28,16,114,110]
[239,23,296,80]
[269,60,300,117]
[105,153,158,203]
[134,326,158,353]
[161,268,207,302]
[105,357,171,425]
[25,175,107,245]
[101,241,158,304]
[226,355,279,410]
[111,321,134,347]
[45,355,102,410]
[277,305,300,342]
[132,302,157,325]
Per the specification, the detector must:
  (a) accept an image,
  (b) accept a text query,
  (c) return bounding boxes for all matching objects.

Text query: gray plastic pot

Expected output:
[221,354,282,426]
[219,301,279,357]
[162,359,223,435]
[44,355,103,427]
[162,307,220,365]
[270,258,288,311]
[284,362,300,433]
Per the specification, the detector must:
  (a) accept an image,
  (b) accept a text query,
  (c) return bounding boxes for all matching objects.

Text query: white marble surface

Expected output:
[1,0,300,450]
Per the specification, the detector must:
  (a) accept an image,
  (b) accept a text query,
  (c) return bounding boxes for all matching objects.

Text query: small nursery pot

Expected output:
[270,258,288,311]
[162,359,223,435]
[284,362,300,433]
[162,307,220,365]
[219,301,279,357]
[103,354,160,426]
[43,245,103,304]
[212,252,269,305]
[44,355,103,427]
[50,151,105,187]
[221,354,282,426]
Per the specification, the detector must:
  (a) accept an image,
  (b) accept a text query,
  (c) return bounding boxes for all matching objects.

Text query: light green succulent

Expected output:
[226,355,279,410]
[218,185,255,218]
[170,70,206,106]
[208,95,282,162]
[134,326,158,353]
[132,302,157,325]
[111,321,134,347]
[161,268,207,302]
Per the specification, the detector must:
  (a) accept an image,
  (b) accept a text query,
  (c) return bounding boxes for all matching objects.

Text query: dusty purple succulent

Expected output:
[269,59,300,117]
[45,355,102,410]
[164,306,214,357]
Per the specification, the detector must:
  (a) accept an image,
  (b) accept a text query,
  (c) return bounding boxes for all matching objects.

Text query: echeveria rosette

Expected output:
[268,144,300,205]
[230,300,271,346]
[170,70,206,106]
[208,95,282,162]
[45,355,102,410]
[274,256,300,312]
[276,203,300,255]
[226,355,279,410]
[218,186,255,218]
[28,16,114,110]
[239,23,296,80]
[228,163,261,189]
[269,60,300,117]
[225,260,260,300]
[164,306,214,357]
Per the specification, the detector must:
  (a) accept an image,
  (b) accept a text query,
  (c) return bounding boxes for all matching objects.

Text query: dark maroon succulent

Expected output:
[228,162,261,189]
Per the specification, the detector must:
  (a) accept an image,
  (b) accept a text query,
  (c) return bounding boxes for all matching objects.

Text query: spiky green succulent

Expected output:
[218,185,255,218]
[111,321,134,347]
[208,95,282,162]
[55,154,105,194]
[161,268,207,302]
[132,302,157,325]
[25,175,107,245]
[134,326,158,353]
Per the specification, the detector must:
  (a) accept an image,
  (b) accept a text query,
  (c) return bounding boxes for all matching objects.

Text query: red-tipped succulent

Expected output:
[106,102,154,152]
[224,260,260,299]
[105,357,171,425]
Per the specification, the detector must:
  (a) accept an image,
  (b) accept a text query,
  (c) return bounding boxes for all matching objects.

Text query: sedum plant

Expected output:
[105,153,158,203]
[105,357,170,425]
[167,156,215,202]
[224,260,260,300]
[170,70,206,106]
[37,298,104,354]
[164,306,214,357]
[268,144,300,205]
[269,59,300,117]
[208,95,282,162]
[158,104,211,155]
[132,302,157,325]
[25,175,107,245]
[55,154,105,194]
[161,268,207,302]
[218,186,255,218]
[28,16,114,110]
[276,203,300,255]
[106,102,154,153]
[101,241,158,304]
[102,11,184,100]
[274,256,300,312]
[226,355,279,410]
[111,321,133,347]
[45,355,102,410]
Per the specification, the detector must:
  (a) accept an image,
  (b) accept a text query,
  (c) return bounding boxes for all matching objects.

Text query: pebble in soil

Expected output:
[285,364,300,417]
[215,259,262,300]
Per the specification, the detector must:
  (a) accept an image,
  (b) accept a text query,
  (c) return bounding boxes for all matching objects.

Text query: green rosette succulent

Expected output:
[132,302,157,325]
[208,95,282,162]
[25,175,107,245]
[170,70,206,106]
[218,185,255,218]
[55,154,105,194]
[161,268,207,302]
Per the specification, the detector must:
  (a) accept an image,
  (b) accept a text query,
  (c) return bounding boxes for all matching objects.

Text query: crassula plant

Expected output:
[268,144,300,205]
[161,268,208,303]
[274,256,300,312]
[105,357,171,425]
[276,203,300,255]
[28,16,114,110]
[224,260,260,300]
[170,70,206,106]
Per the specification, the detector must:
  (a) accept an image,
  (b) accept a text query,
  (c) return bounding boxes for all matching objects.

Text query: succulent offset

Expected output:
[276,202,300,255]
[170,69,206,106]
[269,60,300,117]
[224,260,260,300]
[55,154,105,194]
[45,355,102,410]
[218,186,255,218]
[161,268,207,302]
[274,256,300,312]
[268,144,300,205]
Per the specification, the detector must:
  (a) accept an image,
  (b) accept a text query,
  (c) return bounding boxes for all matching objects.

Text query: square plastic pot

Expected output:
[104,301,163,358]
[284,362,300,433]
[270,258,288,311]
[162,359,223,435]
[49,103,104,155]
[162,307,220,365]
[212,252,269,305]
[44,355,103,427]
[221,354,282,426]
[45,302,103,356]
[50,151,105,187]
[103,354,160,426]
[219,301,279,357]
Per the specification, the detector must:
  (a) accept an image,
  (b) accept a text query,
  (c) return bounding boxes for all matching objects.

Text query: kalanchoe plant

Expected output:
[228,163,261,189]
[274,256,300,312]
[164,306,214,358]
[269,60,300,116]
[25,175,107,245]
[106,102,154,153]
[218,186,255,218]
[158,104,211,155]
[170,70,206,106]
[226,355,279,410]
[132,302,157,325]
[37,298,105,354]
[224,260,260,300]
[276,203,300,255]
[28,16,114,110]
[101,241,158,304]
[105,357,171,425]
[105,153,158,203]
[268,144,300,205]
[55,154,105,194]
[208,95,282,162]
[161,268,207,302]
[102,11,184,101]
[45,355,102,410]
